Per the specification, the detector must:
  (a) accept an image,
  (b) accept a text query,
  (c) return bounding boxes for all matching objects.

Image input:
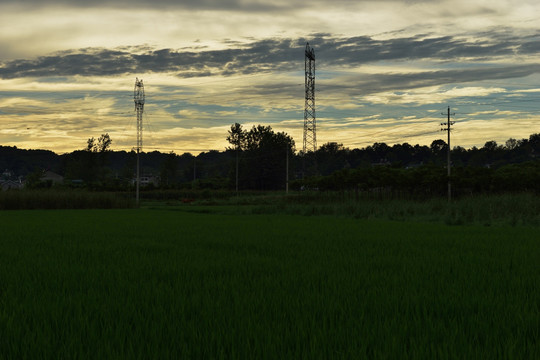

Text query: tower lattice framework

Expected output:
[134,78,145,154]
[303,43,316,154]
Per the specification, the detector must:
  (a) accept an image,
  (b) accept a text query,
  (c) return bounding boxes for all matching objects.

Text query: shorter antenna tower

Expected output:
[441,106,455,202]
[134,78,145,204]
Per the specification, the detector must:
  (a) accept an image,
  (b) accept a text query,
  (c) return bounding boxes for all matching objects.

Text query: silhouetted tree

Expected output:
[430,139,447,164]
[160,152,179,187]
[483,140,499,152]
[226,123,246,151]
[430,139,447,153]
[505,138,518,150]
[24,168,46,189]
[227,124,294,190]
[86,133,112,153]
[316,142,350,175]
[64,134,113,185]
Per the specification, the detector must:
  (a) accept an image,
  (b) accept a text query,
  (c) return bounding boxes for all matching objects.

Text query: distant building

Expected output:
[42,171,64,185]
[0,179,23,191]
[372,159,390,166]
[1,169,23,190]
[132,174,160,187]
[22,170,64,188]
[2,169,14,179]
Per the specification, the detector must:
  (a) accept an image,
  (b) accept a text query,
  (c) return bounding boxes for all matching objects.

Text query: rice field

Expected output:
[0,208,539,358]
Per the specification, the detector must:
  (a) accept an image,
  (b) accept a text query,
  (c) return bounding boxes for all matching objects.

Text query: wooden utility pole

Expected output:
[236,148,239,197]
[286,144,289,194]
[441,106,455,202]
[192,157,197,188]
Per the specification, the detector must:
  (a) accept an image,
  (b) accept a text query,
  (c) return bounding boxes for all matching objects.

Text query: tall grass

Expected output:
[176,191,540,226]
[0,189,135,210]
[5,188,538,225]
[0,210,538,358]
[280,192,540,226]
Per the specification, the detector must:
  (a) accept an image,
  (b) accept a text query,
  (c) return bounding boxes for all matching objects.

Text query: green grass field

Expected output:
[1,208,539,358]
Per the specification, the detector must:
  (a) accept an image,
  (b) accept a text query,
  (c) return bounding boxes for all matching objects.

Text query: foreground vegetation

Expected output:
[144,190,540,227]
[0,189,135,210]
[1,188,539,226]
[0,209,539,358]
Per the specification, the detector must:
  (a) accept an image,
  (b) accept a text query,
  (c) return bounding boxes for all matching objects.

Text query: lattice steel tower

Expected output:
[134,78,145,204]
[303,43,316,154]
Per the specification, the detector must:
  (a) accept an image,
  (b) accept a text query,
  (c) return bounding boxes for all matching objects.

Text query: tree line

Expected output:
[1,127,539,196]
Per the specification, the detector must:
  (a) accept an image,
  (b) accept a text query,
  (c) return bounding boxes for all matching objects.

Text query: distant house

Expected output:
[0,179,23,191]
[1,169,23,190]
[132,174,160,187]
[372,159,390,166]
[42,171,64,185]
[23,170,64,188]
[2,169,13,179]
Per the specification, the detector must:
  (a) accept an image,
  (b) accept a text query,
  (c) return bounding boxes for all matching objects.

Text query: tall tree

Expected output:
[227,123,246,193]
[227,124,295,190]
[160,152,178,187]
[65,134,113,185]
[226,123,246,151]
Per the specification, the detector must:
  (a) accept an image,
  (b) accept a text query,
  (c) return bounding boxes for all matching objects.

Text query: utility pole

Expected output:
[236,149,239,196]
[285,144,289,194]
[441,106,455,202]
[134,78,145,205]
[193,157,197,184]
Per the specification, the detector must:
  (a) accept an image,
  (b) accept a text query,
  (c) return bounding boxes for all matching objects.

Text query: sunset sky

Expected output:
[1,0,539,154]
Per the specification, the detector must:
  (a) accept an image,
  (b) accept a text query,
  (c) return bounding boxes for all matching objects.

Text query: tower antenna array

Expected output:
[134,78,145,204]
[303,43,316,154]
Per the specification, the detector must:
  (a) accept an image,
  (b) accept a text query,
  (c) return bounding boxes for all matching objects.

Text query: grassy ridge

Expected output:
[1,209,539,358]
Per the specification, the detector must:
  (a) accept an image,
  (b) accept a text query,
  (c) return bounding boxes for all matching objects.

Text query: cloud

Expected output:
[320,64,540,98]
[2,31,540,91]
[3,0,539,63]
[362,86,507,105]
[2,21,540,154]
[0,0,424,11]
[0,0,276,11]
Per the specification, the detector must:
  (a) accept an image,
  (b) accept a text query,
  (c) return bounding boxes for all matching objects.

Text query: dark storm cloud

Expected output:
[2,32,540,87]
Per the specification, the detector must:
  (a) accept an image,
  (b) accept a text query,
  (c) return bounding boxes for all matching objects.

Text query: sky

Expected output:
[1,0,539,154]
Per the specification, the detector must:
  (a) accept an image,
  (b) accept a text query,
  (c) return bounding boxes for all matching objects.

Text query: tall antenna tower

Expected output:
[304,42,316,154]
[134,78,145,204]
